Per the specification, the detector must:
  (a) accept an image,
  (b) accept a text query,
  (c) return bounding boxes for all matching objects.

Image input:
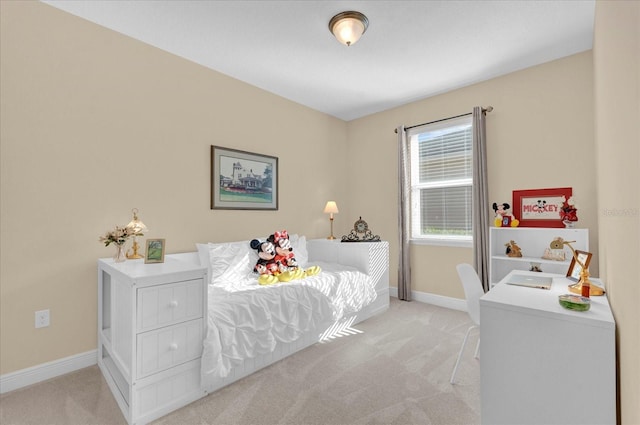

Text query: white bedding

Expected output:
[200,261,376,385]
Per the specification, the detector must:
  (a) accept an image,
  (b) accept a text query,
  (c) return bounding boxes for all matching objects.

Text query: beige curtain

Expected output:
[472,107,490,292]
[397,125,411,301]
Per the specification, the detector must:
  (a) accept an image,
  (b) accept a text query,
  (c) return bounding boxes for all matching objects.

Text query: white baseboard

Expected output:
[389,287,467,312]
[0,349,97,394]
[1,289,463,395]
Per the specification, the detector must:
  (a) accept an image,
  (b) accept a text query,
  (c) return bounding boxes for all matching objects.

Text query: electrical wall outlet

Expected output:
[35,309,50,328]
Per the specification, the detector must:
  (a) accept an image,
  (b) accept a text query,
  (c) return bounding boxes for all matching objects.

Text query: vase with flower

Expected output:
[99,225,144,262]
[559,196,578,228]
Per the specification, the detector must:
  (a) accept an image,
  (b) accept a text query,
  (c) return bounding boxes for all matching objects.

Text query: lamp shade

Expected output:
[328,11,369,46]
[323,201,339,214]
[126,208,148,233]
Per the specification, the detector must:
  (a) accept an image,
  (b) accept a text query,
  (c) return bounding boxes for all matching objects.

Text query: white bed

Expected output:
[196,236,389,392]
[97,236,389,424]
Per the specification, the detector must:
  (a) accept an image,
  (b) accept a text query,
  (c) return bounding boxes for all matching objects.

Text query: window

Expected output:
[408,115,473,245]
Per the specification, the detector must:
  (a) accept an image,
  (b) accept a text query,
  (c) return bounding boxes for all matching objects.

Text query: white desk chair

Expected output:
[450,263,483,384]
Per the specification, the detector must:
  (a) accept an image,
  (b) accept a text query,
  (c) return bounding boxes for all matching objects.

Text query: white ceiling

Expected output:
[42,0,595,121]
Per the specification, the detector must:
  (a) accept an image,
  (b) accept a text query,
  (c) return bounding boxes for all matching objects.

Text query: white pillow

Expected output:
[196,243,210,268]
[290,234,308,268]
[196,243,213,284]
[197,240,256,286]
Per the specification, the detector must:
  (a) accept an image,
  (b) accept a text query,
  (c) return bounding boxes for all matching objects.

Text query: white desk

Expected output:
[480,270,616,425]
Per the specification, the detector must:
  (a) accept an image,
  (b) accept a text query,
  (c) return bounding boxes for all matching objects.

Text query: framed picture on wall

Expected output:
[211,145,278,210]
[512,187,572,228]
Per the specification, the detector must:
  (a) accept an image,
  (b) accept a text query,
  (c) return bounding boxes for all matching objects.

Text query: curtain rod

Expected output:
[394,106,493,133]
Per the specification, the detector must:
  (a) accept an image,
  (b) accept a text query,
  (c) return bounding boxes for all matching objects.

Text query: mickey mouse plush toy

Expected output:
[250,238,279,285]
[492,202,520,227]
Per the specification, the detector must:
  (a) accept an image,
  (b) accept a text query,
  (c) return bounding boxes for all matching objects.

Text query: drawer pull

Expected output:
[169,300,179,308]
[169,343,178,351]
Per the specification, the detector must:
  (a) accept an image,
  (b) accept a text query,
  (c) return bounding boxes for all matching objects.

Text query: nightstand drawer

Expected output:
[134,359,202,421]
[137,279,203,332]
[137,319,203,378]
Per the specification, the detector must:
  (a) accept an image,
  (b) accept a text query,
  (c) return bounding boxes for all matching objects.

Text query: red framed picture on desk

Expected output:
[512,187,572,228]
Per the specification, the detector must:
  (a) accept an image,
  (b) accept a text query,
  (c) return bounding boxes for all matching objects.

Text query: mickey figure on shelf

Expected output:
[492,202,520,227]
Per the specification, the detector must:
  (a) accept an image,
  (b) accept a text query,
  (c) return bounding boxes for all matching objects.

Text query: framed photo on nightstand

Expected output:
[145,239,165,264]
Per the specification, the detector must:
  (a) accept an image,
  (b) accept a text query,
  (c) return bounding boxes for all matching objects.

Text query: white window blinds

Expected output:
[408,115,473,241]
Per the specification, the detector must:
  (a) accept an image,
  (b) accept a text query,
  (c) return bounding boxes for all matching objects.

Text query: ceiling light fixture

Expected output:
[328,11,369,46]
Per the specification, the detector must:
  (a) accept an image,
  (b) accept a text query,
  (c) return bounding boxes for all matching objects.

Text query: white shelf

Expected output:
[491,254,571,266]
[489,227,589,286]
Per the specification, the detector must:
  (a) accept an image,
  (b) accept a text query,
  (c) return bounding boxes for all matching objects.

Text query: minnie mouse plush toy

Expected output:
[269,230,298,270]
[268,230,305,281]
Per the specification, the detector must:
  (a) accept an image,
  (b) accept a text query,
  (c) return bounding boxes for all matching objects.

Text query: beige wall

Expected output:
[2,1,637,422]
[0,2,349,374]
[347,52,596,298]
[594,2,640,423]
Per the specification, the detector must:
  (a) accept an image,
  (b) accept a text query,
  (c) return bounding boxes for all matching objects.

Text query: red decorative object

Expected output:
[559,197,578,222]
[512,187,572,228]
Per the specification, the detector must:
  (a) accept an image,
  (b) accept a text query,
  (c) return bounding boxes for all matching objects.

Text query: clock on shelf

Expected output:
[341,217,381,242]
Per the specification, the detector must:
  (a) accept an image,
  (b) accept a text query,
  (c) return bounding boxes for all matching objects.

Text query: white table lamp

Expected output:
[323,201,339,240]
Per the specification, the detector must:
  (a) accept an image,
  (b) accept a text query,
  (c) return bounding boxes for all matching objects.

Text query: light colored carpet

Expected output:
[0,298,480,425]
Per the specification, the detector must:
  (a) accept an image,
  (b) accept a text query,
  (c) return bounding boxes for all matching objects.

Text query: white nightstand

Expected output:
[97,255,207,425]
